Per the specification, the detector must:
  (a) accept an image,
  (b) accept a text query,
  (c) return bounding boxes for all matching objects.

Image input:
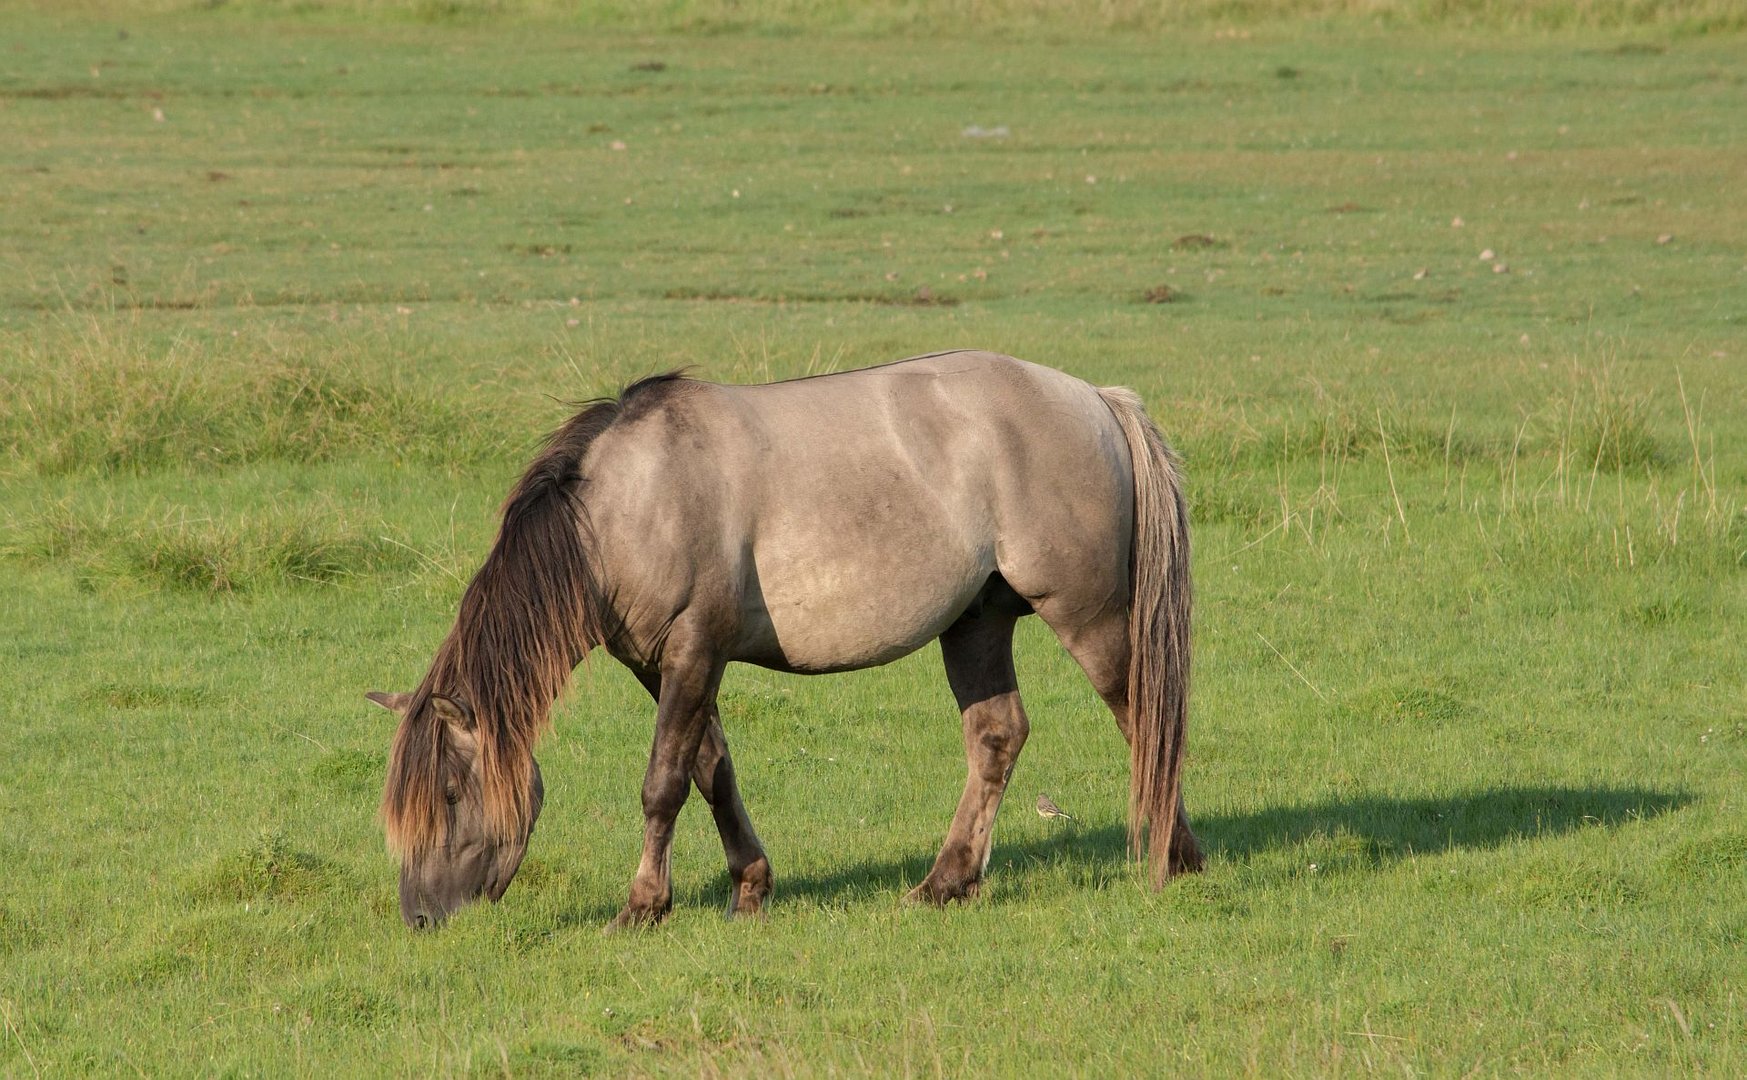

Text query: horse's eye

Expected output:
[444,787,460,806]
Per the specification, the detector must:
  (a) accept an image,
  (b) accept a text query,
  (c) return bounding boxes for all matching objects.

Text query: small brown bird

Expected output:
[1035,793,1074,822]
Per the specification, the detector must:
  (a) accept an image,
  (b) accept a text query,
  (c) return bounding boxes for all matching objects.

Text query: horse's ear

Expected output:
[365,690,412,716]
[429,694,476,731]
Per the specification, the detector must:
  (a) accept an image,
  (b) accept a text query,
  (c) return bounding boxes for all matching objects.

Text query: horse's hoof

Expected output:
[726,888,770,921]
[603,905,667,934]
[726,861,773,920]
[903,877,979,906]
[1170,843,1208,876]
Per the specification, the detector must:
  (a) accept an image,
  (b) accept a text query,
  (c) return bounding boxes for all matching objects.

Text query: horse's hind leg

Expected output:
[691,712,773,918]
[1044,608,1204,874]
[906,613,1028,905]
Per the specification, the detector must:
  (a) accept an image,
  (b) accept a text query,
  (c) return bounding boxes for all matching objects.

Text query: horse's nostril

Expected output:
[413,912,430,930]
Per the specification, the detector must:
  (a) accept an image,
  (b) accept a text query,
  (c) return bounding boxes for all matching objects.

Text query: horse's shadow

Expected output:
[712,783,1690,912]
[554,783,1688,926]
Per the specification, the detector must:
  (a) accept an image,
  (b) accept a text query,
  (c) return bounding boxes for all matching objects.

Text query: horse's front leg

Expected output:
[632,673,772,920]
[608,644,724,932]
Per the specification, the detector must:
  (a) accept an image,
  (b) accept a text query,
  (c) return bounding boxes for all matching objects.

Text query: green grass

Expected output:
[1,6,1744,1075]
[10,0,1747,33]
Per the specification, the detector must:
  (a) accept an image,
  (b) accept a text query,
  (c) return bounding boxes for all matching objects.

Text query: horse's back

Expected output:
[737,349,1131,504]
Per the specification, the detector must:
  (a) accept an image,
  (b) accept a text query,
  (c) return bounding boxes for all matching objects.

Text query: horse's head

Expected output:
[368,690,543,930]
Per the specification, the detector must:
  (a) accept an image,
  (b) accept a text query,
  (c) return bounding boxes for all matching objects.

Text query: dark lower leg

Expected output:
[1170,794,1205,874]
[907,615,1027,905]
[691,714,772,917]
[609,652,721,932]
[906,692,1028,904]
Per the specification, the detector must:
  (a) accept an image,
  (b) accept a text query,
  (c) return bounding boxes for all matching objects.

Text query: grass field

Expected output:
[2,4,1744,1074]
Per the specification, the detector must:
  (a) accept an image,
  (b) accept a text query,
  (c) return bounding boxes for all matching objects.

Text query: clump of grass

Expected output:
[0,905,39,954]
[1510,862,1646,912]
[1171,362,1738,571]
[1235,824,1391,882]
[1351,681,1468,727]
[501,1040,606,1076]
[105,943,199,991]
[80,682,217,709]
[1659,830,1747,878]
[1468,365,1741,572]
[1174,395,1491,473]
[0,318,512,476]
[293,975,401,1030]
[134,518,359,591]
[1222,403,1481,471]
[1483,505,1746,575]
[1187,479,1272,528]
[1288,404,1477,466]
[1163,875,1250,919]
[13,501,419,592]
[310,748,383,792]
[189,830,353,903]
[1630,593,1697,627]
[1551,375,1660,473]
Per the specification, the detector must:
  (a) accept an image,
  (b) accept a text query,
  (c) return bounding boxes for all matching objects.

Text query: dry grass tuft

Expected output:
[11,500,420,592]
[0,318,511,476]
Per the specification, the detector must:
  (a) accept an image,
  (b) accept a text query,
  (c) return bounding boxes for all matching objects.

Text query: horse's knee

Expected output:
[641,764,692,818]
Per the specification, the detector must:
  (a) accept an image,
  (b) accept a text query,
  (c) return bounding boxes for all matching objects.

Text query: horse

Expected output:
[369,350,1202,930]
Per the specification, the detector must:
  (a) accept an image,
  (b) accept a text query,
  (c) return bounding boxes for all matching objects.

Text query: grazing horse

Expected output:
[370,351,1201,930]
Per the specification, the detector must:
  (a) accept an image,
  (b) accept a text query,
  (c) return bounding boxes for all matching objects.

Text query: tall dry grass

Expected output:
[0,317,512,476]
[1174,361,1742,572]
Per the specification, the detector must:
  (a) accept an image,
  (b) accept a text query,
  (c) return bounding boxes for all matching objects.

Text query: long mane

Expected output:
[380,374,685,859]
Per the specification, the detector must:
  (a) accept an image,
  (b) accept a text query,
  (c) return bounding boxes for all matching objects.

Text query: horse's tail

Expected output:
[1096,386,1194,889]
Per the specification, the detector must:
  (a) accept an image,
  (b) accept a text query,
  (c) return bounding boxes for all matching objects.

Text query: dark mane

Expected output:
[381,373,687,858]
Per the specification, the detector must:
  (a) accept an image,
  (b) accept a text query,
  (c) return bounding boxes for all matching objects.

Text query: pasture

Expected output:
[1,2,1744,1073]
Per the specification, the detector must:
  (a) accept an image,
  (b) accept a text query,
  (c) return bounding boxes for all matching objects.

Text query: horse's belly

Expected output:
[736,542,990,674]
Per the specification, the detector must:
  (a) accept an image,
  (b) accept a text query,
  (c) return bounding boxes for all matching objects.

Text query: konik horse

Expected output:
[370,351,1201,929]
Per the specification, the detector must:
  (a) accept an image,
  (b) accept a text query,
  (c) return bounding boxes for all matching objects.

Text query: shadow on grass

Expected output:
[735,784,1690,912]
